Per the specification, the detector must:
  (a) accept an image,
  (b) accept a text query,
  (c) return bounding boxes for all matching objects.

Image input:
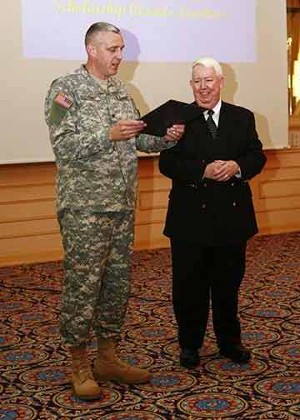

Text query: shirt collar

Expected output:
[213,100,222,115]
[205,100,222,117]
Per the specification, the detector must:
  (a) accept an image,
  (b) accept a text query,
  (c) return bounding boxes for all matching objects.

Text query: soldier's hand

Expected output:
[109,119,146,141]
[164,124,185,142]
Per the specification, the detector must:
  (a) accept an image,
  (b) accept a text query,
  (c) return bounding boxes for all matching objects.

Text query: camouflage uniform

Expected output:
[45,65,174,346]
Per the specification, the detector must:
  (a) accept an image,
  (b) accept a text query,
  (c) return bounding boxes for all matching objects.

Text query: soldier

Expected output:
[44,22,184,400]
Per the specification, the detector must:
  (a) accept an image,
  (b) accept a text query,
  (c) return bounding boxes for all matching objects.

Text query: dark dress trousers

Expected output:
[159,101,267,350]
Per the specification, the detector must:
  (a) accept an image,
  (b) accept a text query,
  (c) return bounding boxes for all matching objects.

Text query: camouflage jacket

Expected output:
[45,65,174,212]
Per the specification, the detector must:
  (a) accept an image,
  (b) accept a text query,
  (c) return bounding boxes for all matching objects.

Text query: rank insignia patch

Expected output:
[54,92,73,109]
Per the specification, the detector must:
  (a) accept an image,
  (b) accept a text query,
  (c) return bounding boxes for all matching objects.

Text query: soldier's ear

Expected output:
[86,43,97,57]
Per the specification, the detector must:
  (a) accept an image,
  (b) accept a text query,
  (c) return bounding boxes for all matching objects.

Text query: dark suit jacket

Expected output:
[159,101,267,246]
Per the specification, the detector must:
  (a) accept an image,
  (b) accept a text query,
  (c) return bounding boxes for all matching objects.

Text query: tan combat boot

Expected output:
[69,345,101,400]
[93,338,151,384]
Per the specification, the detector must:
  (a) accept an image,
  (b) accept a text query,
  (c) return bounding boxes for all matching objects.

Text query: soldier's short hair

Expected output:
[85,22,121,47]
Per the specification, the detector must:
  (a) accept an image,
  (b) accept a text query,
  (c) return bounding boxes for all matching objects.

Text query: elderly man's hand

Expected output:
[204,160,240,181]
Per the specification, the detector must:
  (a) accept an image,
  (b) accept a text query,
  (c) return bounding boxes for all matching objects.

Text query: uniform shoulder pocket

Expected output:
[49,92,73,125]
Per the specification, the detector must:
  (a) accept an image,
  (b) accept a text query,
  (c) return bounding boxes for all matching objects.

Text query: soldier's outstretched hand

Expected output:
[110,119,146,141]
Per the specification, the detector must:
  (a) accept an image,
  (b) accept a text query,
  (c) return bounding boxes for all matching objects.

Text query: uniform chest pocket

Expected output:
[78,98,111,130]
[109,97,139,121]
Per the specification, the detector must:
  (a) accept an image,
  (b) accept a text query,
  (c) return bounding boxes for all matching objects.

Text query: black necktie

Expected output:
[206,109,218,139]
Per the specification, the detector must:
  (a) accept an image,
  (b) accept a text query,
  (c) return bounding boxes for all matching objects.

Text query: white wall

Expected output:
[0,1,289,164]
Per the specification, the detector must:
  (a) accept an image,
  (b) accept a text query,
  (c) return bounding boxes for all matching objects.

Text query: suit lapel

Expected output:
[185,102,235,160]
[207,102,233,159]
[218,102,229,135]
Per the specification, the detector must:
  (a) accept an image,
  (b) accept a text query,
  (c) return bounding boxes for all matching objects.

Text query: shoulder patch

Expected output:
[54,92,73,109]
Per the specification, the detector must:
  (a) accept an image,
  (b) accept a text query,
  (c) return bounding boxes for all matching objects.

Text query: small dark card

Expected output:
[140,100,204,136]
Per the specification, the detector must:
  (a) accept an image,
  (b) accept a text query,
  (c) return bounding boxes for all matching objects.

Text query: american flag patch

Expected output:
[54,92,73,109]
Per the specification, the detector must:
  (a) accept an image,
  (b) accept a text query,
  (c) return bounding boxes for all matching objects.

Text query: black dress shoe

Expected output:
[220,345,251,364]
[180,348,200,369]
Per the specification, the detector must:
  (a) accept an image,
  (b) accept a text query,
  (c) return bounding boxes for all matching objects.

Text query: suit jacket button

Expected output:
[231,182,235,187]
[232,201,237,206]
[201,203,206,209]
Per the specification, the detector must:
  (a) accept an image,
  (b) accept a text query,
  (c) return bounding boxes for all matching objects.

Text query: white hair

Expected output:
[192,57,223,77]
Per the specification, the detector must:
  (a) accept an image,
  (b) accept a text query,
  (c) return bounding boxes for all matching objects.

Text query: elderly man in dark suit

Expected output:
[159,57,266,369]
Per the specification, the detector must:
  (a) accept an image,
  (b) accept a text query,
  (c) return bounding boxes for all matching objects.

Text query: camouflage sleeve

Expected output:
[135,134,177,153]
[44,81,112,165]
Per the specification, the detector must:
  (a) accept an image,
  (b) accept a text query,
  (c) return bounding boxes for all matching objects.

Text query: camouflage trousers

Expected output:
[58,208,134,346]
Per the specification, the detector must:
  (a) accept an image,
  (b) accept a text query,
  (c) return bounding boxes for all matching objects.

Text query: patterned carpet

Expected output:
[0,232,299,419]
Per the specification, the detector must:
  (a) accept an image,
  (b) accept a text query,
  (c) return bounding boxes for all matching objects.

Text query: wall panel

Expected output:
[0,149,299,267]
